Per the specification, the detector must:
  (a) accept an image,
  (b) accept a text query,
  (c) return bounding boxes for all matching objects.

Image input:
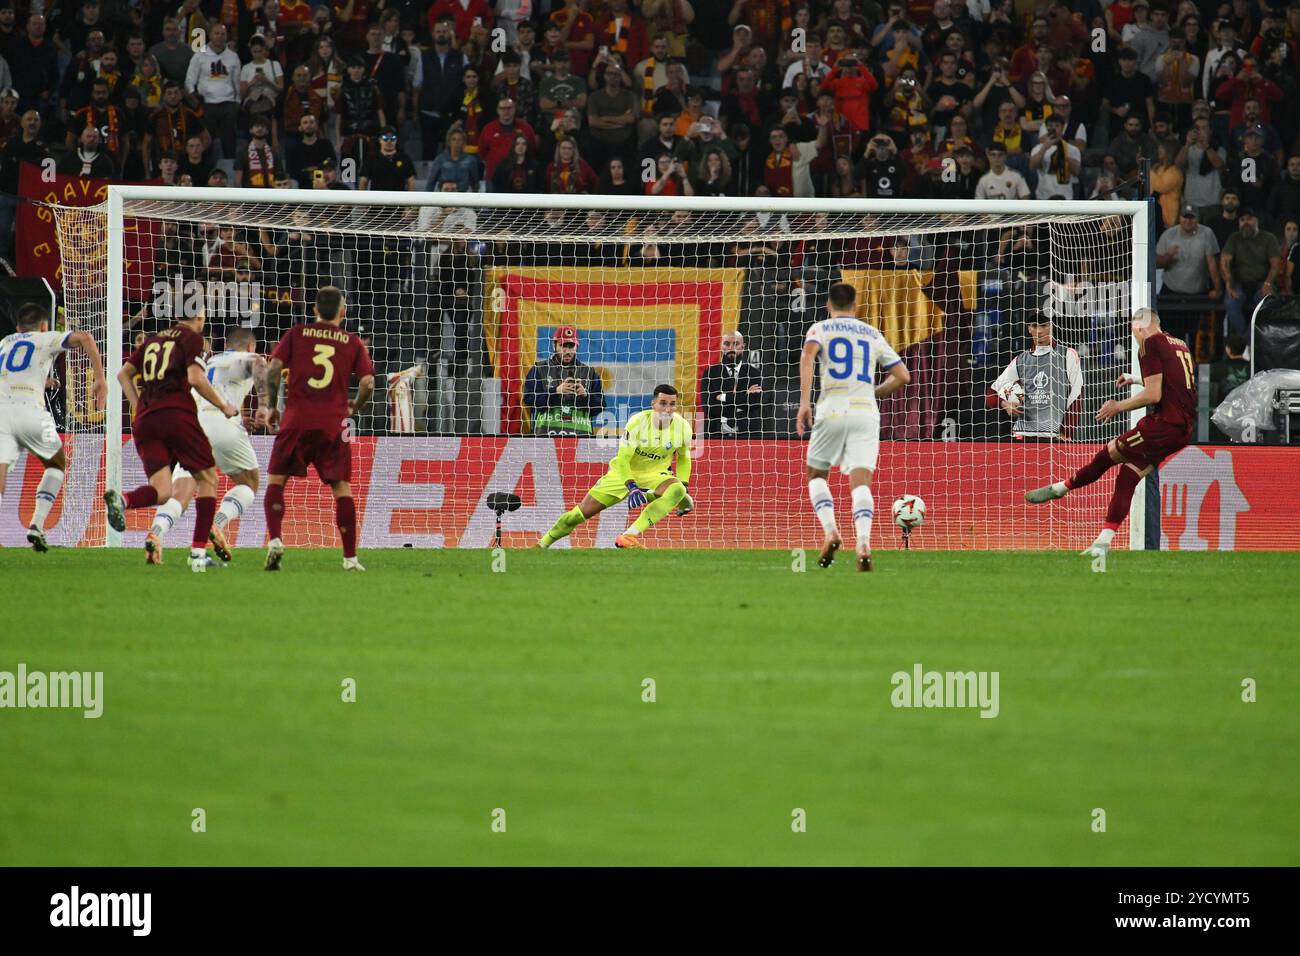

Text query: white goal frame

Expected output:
[102,186,1151,549]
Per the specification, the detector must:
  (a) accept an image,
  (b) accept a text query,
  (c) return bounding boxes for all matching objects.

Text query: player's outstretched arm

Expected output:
[875,361,912,400]
[67,330,107,409]
[349,374,376,417]
[188,363,239,417]
[1098,373,1162,422]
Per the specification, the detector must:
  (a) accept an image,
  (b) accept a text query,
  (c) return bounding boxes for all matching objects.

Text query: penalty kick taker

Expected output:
[538,384,693,549]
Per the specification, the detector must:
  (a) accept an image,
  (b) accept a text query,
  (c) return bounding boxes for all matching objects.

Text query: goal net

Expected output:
[53,189,1149,551]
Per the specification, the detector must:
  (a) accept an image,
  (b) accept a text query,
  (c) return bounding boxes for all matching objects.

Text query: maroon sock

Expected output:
[1105,467,1142,528]
[265,483,285,540]
[336,496,357,559]
[1067,447,1117,490]
[191,496,216,550]
[124,485,158,509]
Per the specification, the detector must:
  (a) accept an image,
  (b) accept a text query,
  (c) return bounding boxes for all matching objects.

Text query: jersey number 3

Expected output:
[827,337,872,382]
[308,344,336,389]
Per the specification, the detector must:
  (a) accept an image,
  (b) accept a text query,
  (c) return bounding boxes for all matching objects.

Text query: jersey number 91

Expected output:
[826,337,872,382]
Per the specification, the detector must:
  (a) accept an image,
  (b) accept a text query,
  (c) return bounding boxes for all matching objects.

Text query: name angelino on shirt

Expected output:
[302,326,352,343]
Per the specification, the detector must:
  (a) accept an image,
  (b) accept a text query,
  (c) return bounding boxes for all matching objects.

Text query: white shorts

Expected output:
[0,404,62,467]
[806,411,880,474]
[173,414,258,480]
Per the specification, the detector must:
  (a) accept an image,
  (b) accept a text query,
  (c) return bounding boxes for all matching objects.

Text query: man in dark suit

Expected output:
[701,330,769,437]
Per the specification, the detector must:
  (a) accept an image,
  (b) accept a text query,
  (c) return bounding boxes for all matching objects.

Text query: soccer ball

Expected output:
[893,495,927,531]
[997,381,1025,406]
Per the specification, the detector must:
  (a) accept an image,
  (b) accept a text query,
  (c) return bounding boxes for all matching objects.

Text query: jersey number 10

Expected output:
[826,337,872,382]
[0,340,36,374]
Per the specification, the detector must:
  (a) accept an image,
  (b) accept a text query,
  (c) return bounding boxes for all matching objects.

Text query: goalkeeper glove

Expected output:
[625,481,647,508]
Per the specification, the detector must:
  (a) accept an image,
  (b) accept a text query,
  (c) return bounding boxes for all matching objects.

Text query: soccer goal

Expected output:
[49,188,1150,551]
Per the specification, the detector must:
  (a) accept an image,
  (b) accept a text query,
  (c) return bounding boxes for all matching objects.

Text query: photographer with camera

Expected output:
[1213,54,1283,130]
[822,51,878,133]
[974,55,1025,129]
[859,130,907,197]
[524,326,607,437]
[1030,113,1080,199]
[646,151,695,196]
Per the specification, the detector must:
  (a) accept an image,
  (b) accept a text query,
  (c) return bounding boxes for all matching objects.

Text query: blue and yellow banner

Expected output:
[484,267,744,434]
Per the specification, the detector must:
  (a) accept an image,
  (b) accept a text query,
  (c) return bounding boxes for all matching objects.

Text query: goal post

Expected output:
[56,186,1152,551]
[104,186,125,548]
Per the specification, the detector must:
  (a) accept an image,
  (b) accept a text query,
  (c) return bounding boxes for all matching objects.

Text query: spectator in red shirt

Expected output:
[548,0,597,77]
[645,151,694,195]
[278,0,313,33]
[720,67,773,132]
[427,0,495,47]
[547,138,598,193]
[1009,16,1050,84]
[1214,54,1284,128]
[821,52,878,132]
[333,0,374,52]
[479,97,538,178]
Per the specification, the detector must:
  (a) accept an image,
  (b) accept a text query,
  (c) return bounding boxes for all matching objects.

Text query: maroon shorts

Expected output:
[268,427,352,483]
[1115,417,1192,470]
[133,407,215,477]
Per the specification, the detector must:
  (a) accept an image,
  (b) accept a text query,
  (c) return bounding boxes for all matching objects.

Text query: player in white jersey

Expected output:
[145,327,268,565]
[0,304,106,551]
[797,283,911,572]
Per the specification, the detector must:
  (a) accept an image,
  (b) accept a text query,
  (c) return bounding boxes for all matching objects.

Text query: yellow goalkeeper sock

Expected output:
[539,507,586,547]
[628,483,685,536]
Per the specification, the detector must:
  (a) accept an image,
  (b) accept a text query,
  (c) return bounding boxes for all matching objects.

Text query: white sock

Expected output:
[851,485,875,551]
[808,478,837,536]
[1096,528,1116,546]
[1052,481,1069,495]
[31,467,64,529]
[151,497,185,540]
[215,484,256,529]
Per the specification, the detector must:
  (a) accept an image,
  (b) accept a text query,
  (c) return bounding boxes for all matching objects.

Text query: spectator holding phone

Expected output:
[524,326,606,437]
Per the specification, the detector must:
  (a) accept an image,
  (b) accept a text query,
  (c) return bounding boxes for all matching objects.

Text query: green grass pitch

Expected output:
[1,547,1296,866]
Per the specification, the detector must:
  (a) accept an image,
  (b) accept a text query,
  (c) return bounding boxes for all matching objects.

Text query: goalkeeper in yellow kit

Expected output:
[537,384,694,549]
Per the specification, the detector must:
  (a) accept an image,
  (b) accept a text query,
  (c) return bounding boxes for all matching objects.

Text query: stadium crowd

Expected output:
[1,0,1299,436]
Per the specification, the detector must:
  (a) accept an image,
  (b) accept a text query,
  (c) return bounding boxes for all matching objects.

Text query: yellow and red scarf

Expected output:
[604,16,631,56]
[764,147,794,196]
[462,90,484,153]
[642,57,656,116]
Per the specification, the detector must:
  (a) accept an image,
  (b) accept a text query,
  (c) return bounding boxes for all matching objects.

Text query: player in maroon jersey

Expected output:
[259,286,376,571]
[105,312,241,572]
[1024,308,1197,557]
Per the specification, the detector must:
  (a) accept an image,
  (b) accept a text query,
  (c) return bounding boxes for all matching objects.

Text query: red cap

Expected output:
[553,326,578,345]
